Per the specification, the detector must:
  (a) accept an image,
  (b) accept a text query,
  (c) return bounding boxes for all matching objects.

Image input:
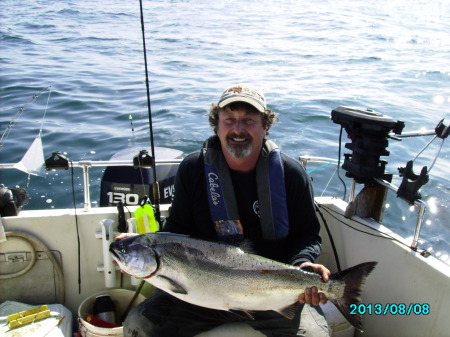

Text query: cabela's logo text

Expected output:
[208,172,221,206]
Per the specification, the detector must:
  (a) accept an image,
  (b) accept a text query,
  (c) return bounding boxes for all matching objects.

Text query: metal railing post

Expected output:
[81,163,91,211]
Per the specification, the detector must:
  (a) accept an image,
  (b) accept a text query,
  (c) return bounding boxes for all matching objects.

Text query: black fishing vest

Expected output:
[202,136,289,242]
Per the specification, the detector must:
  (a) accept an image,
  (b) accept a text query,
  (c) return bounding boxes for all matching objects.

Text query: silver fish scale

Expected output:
[143,234,344,312]
[111,233,375,329]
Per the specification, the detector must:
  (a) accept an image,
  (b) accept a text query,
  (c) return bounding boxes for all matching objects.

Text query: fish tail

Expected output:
[328,261,377,332]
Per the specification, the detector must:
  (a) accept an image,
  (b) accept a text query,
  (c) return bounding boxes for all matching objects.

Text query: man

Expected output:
[123,84,331,337]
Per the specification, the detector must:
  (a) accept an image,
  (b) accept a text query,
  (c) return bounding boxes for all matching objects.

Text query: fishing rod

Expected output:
[138,0,161,223]
[0,86,52,151]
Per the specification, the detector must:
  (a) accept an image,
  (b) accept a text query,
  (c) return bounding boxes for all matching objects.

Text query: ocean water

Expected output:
[1,0,449,264]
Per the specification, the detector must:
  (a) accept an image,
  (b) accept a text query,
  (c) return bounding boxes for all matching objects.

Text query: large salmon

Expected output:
[110,232,376,330]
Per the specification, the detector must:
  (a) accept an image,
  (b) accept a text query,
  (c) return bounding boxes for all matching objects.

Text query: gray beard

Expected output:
[226,142,253,158]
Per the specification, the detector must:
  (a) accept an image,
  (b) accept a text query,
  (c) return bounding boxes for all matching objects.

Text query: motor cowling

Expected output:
[100,147,183,207]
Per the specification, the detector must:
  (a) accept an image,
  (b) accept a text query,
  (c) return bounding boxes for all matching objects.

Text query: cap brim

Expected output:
[218,97,266,113]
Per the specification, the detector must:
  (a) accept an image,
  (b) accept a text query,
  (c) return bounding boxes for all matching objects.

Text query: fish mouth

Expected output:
[109,247,122,263]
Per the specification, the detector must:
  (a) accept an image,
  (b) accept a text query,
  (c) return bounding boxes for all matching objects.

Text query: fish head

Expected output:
[109,234,158,278]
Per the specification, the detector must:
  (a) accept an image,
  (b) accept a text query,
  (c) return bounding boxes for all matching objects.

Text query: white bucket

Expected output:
[78,289,145,337]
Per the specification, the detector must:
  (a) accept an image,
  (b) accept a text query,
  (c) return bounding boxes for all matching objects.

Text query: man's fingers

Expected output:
[298,286,328,305]
[304,287,312,304]
[311,287,320,306]
[298,293,305,303]
[115,233,137,241]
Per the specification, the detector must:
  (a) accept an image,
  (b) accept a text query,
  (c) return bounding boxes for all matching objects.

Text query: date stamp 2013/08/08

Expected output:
[350,303,430,316]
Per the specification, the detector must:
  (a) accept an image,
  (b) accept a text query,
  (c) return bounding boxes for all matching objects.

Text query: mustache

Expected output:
[226,132,252,141]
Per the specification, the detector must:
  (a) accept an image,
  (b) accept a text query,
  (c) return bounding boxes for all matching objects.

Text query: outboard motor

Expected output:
[100,147,183,207]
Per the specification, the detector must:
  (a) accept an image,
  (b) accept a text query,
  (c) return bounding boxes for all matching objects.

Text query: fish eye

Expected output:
[121,249,127,253]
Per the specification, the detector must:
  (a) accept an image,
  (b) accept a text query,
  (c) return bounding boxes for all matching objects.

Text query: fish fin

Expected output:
[276,302,301,320]
[237,239,256,254]
[329,261,378,332]
[229,309,255,320]
[156,275,188,295]
[217,238,256,254]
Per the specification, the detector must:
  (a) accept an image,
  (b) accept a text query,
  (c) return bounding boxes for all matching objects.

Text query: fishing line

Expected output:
[320,168,338,197]
[412,135,437,162]
[139,0,161,222]
[412,135,445,174]
[69,160,82,294]
[427,138,445,173]
[124,204,133,218]
[38,86,52,135]
[319,204,393,240]
[0,86,51,151]
[317,203,429,255]
[306,160,342,197]
[337,126,347,201]
[25,87,53,186]
[315,202,341,272]
[307,160,339,174]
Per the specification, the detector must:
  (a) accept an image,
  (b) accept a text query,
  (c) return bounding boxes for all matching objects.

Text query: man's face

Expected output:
[217,104,266,160]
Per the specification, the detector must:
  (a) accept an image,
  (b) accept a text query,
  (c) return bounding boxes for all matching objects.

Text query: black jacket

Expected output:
[163,142,322,265]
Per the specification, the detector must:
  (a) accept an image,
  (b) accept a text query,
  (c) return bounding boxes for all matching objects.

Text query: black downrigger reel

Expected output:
[331,106,405,221]
[331,106,448,256]
[331,106,405,185]
[331,107,449,206]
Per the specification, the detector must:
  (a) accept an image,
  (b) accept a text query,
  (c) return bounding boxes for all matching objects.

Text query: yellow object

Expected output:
[134,203,159,234]
[7,305,51,328]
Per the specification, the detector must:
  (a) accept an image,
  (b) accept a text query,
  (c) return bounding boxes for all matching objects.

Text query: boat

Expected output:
[1,1,449,336]
[1,104,449,337]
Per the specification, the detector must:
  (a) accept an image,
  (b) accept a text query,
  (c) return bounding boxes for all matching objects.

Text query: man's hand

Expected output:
[297,262,330,306]
[114,232,138,241]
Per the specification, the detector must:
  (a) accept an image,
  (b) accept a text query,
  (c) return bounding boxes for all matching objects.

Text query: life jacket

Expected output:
[202,136,289,242]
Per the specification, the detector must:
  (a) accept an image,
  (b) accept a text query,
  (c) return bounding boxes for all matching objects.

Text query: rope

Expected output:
[1,231,65,303]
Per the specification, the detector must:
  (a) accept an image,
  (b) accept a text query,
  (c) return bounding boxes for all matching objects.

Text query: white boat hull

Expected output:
[1,198,449,337]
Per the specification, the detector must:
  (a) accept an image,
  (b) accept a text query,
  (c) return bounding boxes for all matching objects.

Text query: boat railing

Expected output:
[2,155,427,251]
[72,159,183,211]
[373,178,427,251]
[0,158,183,212]
[299,156,427,252]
